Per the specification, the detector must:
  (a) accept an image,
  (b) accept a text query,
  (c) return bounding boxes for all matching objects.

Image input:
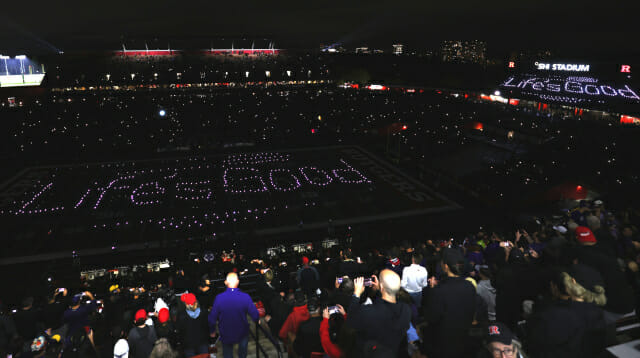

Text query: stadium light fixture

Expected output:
[15,55,27,59]
[159,110,166,117]
[494,90,501,96]
[0,55,9,59]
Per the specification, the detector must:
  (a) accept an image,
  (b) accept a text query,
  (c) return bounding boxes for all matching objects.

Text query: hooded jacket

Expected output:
[279,304,310,342]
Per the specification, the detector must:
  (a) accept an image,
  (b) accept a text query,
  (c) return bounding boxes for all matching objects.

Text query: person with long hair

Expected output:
[527,269,605,358]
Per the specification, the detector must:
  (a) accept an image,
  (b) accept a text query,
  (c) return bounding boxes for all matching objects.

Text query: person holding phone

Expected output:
[43,288,68,332]
[346,270,411,356]
[329,277,354,314]
[63,291,97,337]
[320,304,347,358]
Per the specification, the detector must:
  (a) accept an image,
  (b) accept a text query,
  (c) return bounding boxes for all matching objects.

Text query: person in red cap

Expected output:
[176,293,210,357]
[127,309,157,358]
[575,225,635,321]
[154,307,177,348]
[575,226,597,244]
[297,256,320,297]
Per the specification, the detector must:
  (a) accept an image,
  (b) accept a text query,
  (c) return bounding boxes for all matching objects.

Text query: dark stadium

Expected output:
[1,2,640,358]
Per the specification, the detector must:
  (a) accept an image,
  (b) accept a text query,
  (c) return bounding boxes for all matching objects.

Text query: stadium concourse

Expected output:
[0,51,639,358]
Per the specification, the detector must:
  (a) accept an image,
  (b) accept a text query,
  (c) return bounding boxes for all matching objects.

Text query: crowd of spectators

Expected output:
[43,53,329,88]
[2,53,640,358]
[3,82,639,206]
[1,198,639,357]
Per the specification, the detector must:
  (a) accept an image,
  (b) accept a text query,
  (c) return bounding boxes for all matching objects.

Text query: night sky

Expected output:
[1,0,639,59]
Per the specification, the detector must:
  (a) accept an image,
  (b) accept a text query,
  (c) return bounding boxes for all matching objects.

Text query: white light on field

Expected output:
[265,71,271,77]
[245,71,250,78]
[159,110,166,117]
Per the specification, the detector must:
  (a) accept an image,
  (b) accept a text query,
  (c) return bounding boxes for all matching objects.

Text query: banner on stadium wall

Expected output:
[500,74,640,105]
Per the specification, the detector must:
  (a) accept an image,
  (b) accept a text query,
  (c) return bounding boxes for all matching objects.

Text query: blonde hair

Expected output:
[513,340,527,358]
[562,272,607,306]
[263,269,274,283]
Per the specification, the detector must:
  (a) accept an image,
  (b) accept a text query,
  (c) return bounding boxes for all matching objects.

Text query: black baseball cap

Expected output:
[486,322,515,345]
[442,248,465,268]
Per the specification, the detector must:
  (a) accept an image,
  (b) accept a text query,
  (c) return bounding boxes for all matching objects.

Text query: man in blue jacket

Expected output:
[209,272,260,358]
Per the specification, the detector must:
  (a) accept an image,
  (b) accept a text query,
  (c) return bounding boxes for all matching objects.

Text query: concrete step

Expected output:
[213,318,287,358]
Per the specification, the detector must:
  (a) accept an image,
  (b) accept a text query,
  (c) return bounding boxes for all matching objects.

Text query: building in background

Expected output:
[508,49,553,63]
[441,40,487,64]
[393,44,404,55]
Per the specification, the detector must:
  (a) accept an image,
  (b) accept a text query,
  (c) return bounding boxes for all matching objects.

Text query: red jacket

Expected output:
[320,317,343,358]
[278,304,310,342]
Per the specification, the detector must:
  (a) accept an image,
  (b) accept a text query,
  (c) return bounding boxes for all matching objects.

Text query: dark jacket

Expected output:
[104,294,128,328]
[266,297,293,339]
[195,287,216,312]
[329,291,353,314]
[13,307,42,342]
[176,308,209,350]
[42,301,66,330]
[0,313,16,350]
[570,301,607,358]
[154,320,178,348]
[63,302,97,336]
[293,316,324,358]
[527,299,585,358]
[339,260,362,278]
[422,276,477,358]
[576,245,635,314]
[255,280,280,313]
[297,266,320,295]
[347,295,411,356]
[128,325,158,358]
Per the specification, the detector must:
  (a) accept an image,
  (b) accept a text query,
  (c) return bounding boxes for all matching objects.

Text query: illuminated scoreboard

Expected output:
[0,74,45,88]
[501,59,638,106]
[0,55,45,88]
